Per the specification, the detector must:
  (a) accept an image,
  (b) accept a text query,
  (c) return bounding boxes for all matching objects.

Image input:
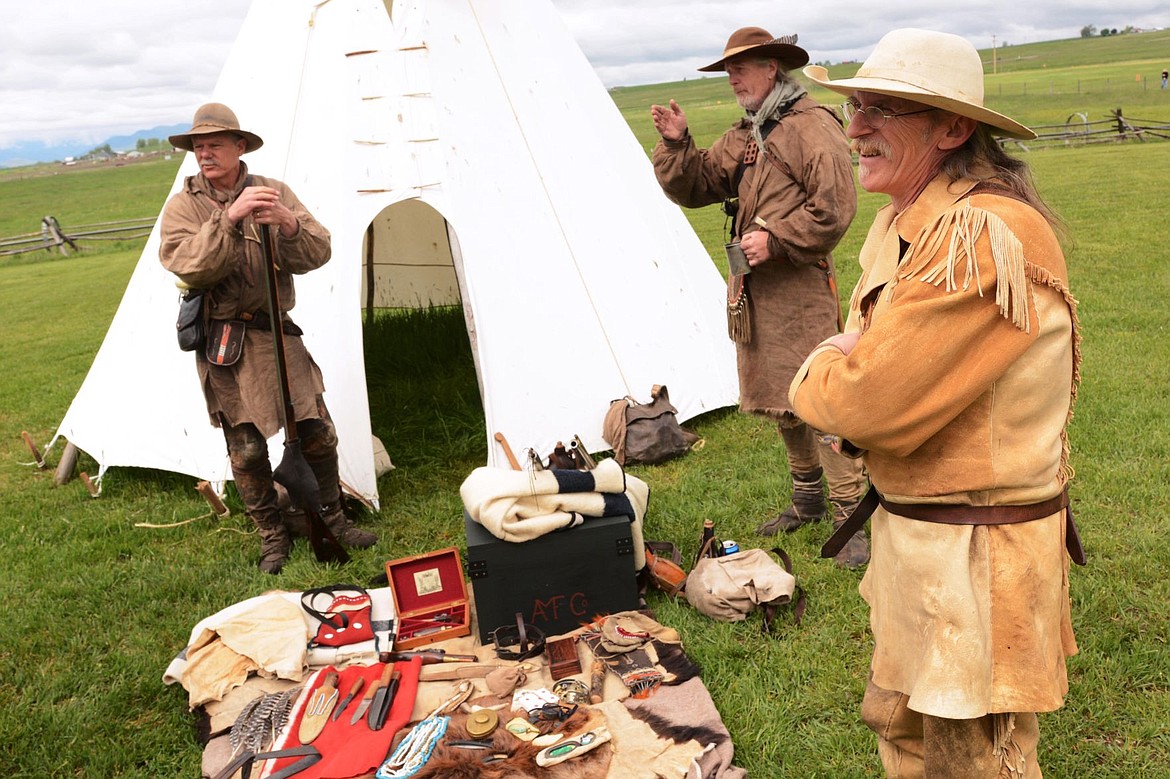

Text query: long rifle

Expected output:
[259,224,348,565]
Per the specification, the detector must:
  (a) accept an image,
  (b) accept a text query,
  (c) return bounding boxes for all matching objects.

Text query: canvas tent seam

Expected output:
[465,0,630,393]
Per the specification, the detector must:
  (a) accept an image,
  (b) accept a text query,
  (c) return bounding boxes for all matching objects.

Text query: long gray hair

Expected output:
[940,124,1065,234]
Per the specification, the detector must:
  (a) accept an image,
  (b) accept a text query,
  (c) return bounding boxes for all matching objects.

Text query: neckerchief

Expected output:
[748,78,806,148]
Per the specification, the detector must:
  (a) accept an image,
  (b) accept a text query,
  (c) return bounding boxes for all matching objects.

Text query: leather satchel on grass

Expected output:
[603,384,699,465]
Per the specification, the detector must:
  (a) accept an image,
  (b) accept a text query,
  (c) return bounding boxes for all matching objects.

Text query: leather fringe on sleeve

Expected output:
[895,199,1081,485]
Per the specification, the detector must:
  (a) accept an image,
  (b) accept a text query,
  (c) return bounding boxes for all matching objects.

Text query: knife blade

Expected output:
[363,662,397,730]
[369,670,400,731]
[349,679,381,725]
[331,675,366,721]
[297,670,339,744]
[350,662,394,726]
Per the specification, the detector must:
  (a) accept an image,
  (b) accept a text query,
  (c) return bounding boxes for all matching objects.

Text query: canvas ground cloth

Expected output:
[178,588,744,778]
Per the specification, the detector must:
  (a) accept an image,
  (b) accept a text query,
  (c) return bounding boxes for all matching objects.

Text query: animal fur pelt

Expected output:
[623,677,747,779]
[650,639,702,686]
[625,709,726,752]
[412,709,610,779]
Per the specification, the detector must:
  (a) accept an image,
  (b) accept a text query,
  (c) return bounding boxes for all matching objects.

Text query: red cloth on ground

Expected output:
[265,657,421,779]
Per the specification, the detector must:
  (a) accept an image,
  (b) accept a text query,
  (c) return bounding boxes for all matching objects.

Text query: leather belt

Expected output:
[240,309,303,336]
[822,486,1086,565]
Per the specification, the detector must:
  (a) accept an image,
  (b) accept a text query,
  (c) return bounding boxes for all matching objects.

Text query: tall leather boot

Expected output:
[756,467,826,536]
[321,502,377,549]
[301,420,378,549]
[234,464,291,574]
[830,498,870,568]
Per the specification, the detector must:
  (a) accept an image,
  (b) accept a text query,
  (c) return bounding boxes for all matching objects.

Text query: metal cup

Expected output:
[724,242,751,276]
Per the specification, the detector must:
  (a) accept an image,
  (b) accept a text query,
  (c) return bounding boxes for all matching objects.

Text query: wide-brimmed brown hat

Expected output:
[802,28,1034,140]
[168,102,264,153]
[698,27,809,73]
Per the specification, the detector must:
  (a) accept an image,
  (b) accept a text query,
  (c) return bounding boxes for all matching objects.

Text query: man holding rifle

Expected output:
[160,102,376,573]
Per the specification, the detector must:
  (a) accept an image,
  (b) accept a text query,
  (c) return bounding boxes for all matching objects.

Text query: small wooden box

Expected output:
[385,546,471,650]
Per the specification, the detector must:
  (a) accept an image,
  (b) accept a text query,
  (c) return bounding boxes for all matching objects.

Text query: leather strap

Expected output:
[822,486,1085,565]
[879,490,1069,525]
[490,614,546,660]
[760,547,805,635]
[210,745,321,779]
[820,487,879,560]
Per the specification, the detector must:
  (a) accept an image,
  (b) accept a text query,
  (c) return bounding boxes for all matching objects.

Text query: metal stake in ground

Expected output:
[259,223,348,565]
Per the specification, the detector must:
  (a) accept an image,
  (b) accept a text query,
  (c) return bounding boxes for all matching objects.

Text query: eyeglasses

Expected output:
[841,101,936,129]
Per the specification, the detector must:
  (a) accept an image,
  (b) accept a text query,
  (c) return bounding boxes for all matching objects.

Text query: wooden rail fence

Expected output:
[1004,109,1170,150]
[0,216,155,257]
[2,108,1168,259]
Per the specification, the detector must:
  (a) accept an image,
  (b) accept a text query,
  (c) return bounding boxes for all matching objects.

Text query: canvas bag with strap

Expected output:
[685,546,804,633]
[602,384,699,465]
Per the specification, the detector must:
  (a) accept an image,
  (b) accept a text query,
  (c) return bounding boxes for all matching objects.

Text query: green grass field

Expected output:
[2,29,1169,777]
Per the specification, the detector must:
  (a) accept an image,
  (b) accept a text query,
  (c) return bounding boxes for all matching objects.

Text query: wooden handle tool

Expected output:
[588,657,606,704]
[494,432,521,470]
[21,431,46,469]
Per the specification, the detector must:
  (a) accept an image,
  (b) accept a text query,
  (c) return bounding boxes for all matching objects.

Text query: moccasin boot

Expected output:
[831,521,869,568]
[322,503,378,549]
[757,467,826,536]
[830,498,870,568]
[255,519,292,575]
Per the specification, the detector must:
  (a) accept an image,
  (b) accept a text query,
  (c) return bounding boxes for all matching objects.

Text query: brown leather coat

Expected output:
[159,163,332,437]
[653,96,857,417]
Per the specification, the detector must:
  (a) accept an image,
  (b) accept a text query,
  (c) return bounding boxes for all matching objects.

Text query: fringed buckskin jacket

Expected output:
[790,175,1080,719]
[653,96,856,417]
[159,163,332,438]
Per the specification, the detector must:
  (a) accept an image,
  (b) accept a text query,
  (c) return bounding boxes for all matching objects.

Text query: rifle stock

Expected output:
[381,649,477,665]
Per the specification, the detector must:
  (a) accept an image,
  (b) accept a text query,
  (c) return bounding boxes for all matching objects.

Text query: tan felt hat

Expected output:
[168,102,264,152]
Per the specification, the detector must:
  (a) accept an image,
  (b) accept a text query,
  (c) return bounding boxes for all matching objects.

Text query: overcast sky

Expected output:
[2,0,1165,149]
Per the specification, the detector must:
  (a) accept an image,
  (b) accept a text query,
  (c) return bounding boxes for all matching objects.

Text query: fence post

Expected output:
[1111,108,1142,142]
[41,216,78,256]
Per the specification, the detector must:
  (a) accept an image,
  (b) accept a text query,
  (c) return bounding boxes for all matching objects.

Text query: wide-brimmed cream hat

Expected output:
[698,27,809,72]
[803,28,1035,140]
[168,102,264,153]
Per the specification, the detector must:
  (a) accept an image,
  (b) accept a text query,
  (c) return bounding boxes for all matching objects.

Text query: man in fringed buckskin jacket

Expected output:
[790,29,1082,776]
[160,103,376,573]
[651,27,869,567]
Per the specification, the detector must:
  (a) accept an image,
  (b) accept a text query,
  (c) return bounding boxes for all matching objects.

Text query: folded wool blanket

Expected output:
[460,458,649,570]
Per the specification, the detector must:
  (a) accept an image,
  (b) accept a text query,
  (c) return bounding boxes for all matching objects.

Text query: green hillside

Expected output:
[611,27,1170,151]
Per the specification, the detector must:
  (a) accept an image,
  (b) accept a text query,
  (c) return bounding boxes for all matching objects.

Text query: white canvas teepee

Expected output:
[55,0,738,505]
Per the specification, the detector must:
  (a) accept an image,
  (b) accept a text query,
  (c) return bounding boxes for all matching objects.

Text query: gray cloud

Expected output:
[2,0,1165,148]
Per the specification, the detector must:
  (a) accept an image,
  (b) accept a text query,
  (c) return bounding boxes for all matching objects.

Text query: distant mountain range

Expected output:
[0,123,188,169]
